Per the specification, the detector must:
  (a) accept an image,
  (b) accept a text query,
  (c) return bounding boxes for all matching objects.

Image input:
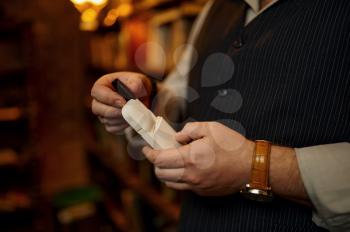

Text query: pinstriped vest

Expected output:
[180,0,350,231]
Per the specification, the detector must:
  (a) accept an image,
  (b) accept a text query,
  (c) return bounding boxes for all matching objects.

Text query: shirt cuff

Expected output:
[295,142,350,232]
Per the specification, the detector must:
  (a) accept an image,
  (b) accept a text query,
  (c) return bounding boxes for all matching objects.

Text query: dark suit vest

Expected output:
[180,0,350,231]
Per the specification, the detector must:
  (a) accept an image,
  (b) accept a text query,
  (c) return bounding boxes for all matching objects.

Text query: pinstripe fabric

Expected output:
[181,0,350,231]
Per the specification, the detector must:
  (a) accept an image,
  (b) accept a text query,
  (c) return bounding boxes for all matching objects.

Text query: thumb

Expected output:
[175,122,208,144]
[117,73,152,100]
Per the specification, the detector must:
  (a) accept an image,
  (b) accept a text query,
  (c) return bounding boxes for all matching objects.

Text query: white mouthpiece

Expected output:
[121,99,180,149]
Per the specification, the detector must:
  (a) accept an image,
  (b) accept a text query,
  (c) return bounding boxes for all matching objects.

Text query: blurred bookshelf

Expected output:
[87,0,205,78]
[84,0,207,231]
[0,21,40,231]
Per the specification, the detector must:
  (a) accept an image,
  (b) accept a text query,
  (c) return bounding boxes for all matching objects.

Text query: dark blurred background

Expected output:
[0,0,206,231]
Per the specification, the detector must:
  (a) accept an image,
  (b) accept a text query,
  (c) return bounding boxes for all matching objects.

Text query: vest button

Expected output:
[232,38,244,49]
[218,89,228,97]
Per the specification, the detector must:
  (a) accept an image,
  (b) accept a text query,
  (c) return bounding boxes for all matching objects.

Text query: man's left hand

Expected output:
[142,121,255,196]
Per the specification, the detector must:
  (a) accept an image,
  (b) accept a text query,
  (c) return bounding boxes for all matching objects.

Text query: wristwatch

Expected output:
[240,140,274,202]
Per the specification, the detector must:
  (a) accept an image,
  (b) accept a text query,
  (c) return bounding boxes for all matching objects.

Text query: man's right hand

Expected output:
[91,72,152,135]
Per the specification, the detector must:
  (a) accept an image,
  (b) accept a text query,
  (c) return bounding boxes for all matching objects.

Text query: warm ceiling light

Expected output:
[71,0,87,4]
[70,0,107,6]
[90,0,107,5]
[118,3,132,17]
[103,3,133,26]
[70,0,108,31]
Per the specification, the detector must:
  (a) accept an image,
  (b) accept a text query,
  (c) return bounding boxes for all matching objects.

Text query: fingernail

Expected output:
[142,146,150,153]
[115,99,125,107]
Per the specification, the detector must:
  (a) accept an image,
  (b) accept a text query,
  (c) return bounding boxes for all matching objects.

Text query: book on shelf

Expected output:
[0,107,23,122]
[88,3,199,75]
[125,18,148,70]
[0,148,18,167]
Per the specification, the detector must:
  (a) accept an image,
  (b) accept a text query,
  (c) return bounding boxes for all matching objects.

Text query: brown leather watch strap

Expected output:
[249,140,271,190]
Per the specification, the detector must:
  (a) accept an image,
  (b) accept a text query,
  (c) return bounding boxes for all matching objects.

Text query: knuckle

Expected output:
[186,147,198,165]
[183,122,195,133]
[154,157,163,167]
[103,118,113,126]
[154,167,161,178]
[91,77,107,95]
[187,122,203,132]
[107,109,121,118]
[155,168,165,180]
[183,159,191,168]
[184,173,200,185]
[186,122,197,128]
[100,90,111,103]
[145,150,156,163]
[164,182,172,188]
[106,118,123,126]
[105,126,112,133]
[104,126,110,133]
[190,176,201,186]
[102,107,113,118]
[142,148,150,159]
[153,151,164,166]
[102,108,109,118]
[183,154,194,167]
[91,100,98,114]
[90,86,98,98]
[105,126,117,134]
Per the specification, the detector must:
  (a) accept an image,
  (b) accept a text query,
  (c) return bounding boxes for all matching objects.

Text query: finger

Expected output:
[176,122,208,143]
[117,74,150,99]
[152,145,190,169]
[175,132,192,145]
[92,99,123,117]
[105,124,129,134]
[155,167,185,182]
[98,72,150,98]
[164,181,191,191]
[99,116,127,126]
[92,72,152,107]
[142,146,160,163]
[91,82,126,108]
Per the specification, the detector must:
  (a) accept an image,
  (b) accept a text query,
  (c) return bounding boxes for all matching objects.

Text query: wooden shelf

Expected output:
[0,148,19,166]
[88,144,180,222]
[0,107,24,122]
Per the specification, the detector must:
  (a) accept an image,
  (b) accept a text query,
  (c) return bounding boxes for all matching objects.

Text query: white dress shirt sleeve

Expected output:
[296,143,350,232]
